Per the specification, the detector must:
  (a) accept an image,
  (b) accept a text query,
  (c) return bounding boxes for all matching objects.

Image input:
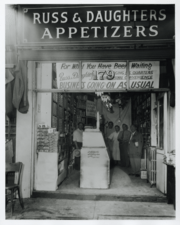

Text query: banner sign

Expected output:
[129,61,160,88]
[22,5,174,44]
[56,61,159,90]
[86,100,96,117]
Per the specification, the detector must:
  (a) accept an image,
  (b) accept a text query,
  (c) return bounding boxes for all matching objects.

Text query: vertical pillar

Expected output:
[164,92,168,194]
[16,61,34,198]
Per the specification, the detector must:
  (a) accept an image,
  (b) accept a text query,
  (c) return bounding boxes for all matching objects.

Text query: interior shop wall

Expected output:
[97,98,132,130]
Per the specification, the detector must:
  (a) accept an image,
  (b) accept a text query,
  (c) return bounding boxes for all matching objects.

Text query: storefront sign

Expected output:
[56,61,159,90]
[22,5,174,44]
[86,100,96,117]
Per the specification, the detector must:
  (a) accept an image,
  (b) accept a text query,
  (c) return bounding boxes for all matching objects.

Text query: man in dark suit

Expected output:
[118,124,131,167]
[128,124,143,177]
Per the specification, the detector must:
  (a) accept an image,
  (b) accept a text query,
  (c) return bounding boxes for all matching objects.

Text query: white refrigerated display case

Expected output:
[80,128,110,189]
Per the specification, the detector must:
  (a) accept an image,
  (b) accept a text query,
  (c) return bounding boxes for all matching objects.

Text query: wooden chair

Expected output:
[6,162,24,217]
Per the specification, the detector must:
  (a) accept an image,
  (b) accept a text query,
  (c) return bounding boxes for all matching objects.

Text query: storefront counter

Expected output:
[80,129,110,189]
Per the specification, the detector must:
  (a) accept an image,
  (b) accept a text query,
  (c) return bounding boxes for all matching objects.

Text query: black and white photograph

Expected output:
[3,0,179,222]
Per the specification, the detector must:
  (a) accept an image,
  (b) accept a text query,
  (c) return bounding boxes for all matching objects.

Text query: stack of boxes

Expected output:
[37,124,59,153]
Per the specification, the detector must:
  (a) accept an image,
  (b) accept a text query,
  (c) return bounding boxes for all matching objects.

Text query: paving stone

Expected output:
[6,198,176,220]
[97,215,175,220]
[94,201,175,219]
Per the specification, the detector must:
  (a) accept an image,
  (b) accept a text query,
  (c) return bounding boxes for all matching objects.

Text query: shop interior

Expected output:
[35,88,164,198]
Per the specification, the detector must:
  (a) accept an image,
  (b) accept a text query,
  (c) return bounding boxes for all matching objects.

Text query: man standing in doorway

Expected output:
[108,125,121,166]
[73,122,84,170]
[128,124,143,177]
[118,124,131,167]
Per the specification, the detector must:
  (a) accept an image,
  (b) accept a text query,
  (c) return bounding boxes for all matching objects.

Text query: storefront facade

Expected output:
[5,4,175,198]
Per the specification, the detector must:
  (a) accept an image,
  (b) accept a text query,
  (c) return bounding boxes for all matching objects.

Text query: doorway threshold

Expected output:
[32,191,166,203]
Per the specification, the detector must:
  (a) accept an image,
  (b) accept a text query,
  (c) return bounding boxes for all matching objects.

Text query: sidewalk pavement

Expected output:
[6,198,175,220]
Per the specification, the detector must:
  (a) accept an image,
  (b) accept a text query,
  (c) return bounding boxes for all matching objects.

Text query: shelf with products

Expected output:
[76,100,86,124]
[132,93,151,157]
[55,93,89,176]
[58,93,75,165]
[57,94,71,184]
[58,93,64,107]
[52,102,58,117]
[58,144,69,163]
[51,88,58,130]
[50,74,70,183]
[36,126,59,154]
[52,92,58,103]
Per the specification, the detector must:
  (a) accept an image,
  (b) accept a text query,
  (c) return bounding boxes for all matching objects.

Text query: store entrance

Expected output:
[34,60,165,199]
[55,92,157,197]
[35,91,165,199]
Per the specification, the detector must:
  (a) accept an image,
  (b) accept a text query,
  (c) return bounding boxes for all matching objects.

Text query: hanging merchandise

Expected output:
[5,70,16,120]
[95,92,103,97]
[115,93,131,109]
[100,94,113,112]
[95,91,113,112]
[102,98,131,130]
[12,61,29,114]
